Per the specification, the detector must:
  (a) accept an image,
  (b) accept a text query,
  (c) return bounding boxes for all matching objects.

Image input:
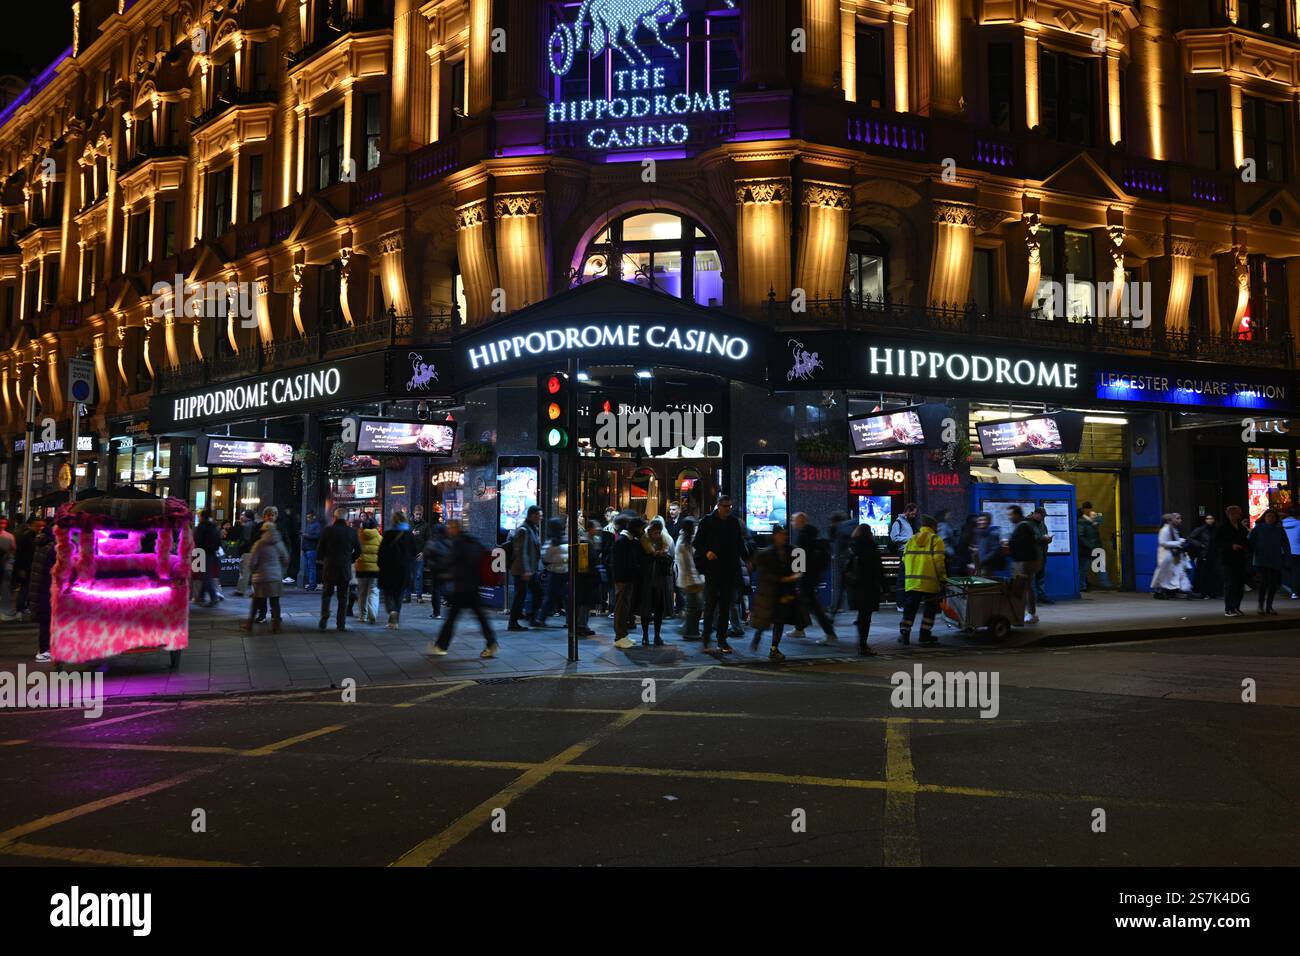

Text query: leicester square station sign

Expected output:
[546,1,735,151]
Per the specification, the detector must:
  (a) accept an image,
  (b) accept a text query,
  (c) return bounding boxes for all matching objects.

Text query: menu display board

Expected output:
[977,417,1064,457]
[205,437,294,469]
[1041,500,1073,555]
[356,419,457,456]
[982,500,1035,542]
[848,409,926,454]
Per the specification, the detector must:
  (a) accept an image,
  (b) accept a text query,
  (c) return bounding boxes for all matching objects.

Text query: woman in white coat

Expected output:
[1151,512,1191,598]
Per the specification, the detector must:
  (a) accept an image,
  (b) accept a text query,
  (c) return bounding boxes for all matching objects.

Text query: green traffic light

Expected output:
[547,427,569,449]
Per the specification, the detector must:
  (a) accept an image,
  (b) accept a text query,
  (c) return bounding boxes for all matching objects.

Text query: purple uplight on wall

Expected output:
[0,44,73,129]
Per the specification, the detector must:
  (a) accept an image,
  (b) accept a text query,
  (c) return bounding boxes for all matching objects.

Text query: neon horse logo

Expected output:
[549,0,735,76]
[787,339,824,382]
[406,352,439,392]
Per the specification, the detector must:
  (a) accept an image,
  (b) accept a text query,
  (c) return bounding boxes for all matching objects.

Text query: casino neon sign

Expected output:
[547,1,735,151]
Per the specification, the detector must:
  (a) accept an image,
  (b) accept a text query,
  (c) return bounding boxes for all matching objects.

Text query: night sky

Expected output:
[0,2,76,81]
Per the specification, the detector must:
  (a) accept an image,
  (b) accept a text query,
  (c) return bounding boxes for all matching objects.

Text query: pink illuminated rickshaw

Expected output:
[50,496,192,670]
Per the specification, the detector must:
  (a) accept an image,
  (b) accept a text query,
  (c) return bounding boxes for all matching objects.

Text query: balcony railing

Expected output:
[846,107,928,156]
[286,14,394,68]
[758,295,1294,369]
[116,143,188,177]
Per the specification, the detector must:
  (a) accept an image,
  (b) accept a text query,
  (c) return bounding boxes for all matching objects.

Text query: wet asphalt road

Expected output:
[1,629,1297,867]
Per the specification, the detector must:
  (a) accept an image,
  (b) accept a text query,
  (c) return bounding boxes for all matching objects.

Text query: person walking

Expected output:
[535,516,570,628]
[1150,513,1191,598]
[889,502,919,609]
[300,511,322,592]
[407,505,428,604]
[378,511,421,628]
[1029,508,1054,603]
[1249,508,1290,615]
[354,514,382,624]
[28,522,56,662]
[427,520,498,658]
[973,513,1005,577]
[748,524,806,662]
[424,522,450,618]
[898,515,948,646]
[235,511,257,596]
[1077,502,1111,592]
[11,515,43,621]
[276,507,300,585]
[317,509,360,631]
[576,519,603,637]
[0,514,14,621]
[693,495,750,654]
[790,512,839,645]
[1007,506,1040,624]
[1186,514,1222,599]
[828,511,854,612]
[1282,507,1300,599]
[193,510,223,607]
[639,516,674,646]
[611,516,642,649]
[674,516,705,639]
[1213,505,1251,616]
[241,519,289,633]
[936,508,961,577]
[845,523,882,656]
[507,505,543,631]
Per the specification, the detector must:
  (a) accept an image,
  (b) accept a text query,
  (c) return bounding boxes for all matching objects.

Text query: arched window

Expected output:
[580,211,723,307]
[846,227,888,303]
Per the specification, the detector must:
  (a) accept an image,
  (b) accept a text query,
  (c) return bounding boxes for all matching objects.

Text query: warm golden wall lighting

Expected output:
[1144,33,1164,160]
[892,17,909,112]
[1023,32,1039,130]
[841,9,856,103]
[1230,84,1245,170]
[931,0,960,114]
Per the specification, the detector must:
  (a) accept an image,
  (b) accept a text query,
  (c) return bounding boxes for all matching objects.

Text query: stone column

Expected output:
[795,181,851,300]
[735,178,792,312]
[926,202,976,309]
[494,191,547,312]
[377,232,413,317]
[455,200,499,323]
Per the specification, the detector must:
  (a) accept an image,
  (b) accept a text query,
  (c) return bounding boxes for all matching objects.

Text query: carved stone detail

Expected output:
[735,178,791,205]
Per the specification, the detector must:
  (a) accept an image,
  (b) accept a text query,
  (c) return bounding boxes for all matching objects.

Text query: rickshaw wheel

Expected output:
[169,650,182,670]
[989,617,1011,640]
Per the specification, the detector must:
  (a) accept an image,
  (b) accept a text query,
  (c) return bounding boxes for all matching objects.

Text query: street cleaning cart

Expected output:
[50,495,192,669]
[941,575,1027,640]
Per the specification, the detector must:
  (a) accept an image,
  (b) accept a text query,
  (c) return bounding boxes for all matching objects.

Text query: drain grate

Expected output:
[475,677,530,685]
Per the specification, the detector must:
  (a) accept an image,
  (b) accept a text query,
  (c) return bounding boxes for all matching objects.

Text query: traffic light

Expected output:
[537,371,572,452]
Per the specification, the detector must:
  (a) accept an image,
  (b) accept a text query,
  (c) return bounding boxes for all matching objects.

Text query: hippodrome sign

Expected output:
[547,0,736,150]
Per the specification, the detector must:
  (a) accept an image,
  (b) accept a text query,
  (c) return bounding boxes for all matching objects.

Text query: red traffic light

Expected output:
[547,375,562,395]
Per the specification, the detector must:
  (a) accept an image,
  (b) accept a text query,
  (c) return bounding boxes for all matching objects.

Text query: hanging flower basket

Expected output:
[326,442,348,479]
[795,431,849,465]
[458,440,494,467]
[292,446,317,485]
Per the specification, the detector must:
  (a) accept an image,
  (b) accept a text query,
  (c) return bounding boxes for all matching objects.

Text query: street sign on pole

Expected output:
[66,358,95,406]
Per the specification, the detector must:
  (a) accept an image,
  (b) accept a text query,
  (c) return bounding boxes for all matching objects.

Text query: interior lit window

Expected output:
[579,211,722,306]
[846,228,888,303]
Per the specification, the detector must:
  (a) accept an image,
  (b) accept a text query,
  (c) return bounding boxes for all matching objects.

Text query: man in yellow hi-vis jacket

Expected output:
[899,515,947,646]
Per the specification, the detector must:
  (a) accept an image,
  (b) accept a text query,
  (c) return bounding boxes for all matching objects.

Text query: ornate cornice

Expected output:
[377,230,403,255]
[735,178,791,205]
[494,192,544,219]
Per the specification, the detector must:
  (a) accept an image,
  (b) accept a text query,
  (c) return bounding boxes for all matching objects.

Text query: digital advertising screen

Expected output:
[848,409,927,454]
[743,455,788,534]
[977,416,1065,457]
[356,419,457,456]
[857,495,892,539]
[205,437,294,470]
[498,462,539,535]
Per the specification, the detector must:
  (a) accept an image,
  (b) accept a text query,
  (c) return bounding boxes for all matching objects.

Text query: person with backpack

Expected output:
[889,502,919,609]
[899,514,947,646]
[507,505,543,631]
[789,512,839,645]
[427,520,498,659]
[378,510,421,628]
[845,523,882,656]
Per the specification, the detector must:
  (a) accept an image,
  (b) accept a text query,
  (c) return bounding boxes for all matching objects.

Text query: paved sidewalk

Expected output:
[0,587,1295,700]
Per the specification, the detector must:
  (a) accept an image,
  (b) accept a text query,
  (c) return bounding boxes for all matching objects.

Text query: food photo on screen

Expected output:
[849,410,926,453]
[977,416,1064,456]
[356,419,457,456]
[205,438,295,469]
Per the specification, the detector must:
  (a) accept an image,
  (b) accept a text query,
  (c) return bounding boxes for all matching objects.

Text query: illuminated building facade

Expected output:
[1,0,1298,591]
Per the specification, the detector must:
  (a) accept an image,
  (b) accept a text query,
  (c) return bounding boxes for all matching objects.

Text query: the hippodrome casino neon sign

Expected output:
[547,1,735,150]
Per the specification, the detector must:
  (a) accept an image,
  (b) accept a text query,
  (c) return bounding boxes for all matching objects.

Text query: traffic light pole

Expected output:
[565,356,580,663]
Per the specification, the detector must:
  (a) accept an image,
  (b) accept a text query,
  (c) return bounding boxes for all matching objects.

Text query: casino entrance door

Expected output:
[576,370,726,527]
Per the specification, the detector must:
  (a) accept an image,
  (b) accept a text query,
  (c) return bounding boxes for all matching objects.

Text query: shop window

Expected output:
[987,43,1014,132]
[846,227,888,303]
[579,211,722,306]
[1242,96,1287,181]
[855,23,887,110]
[1194,89,1219,170]
[1038,49,1095,146]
